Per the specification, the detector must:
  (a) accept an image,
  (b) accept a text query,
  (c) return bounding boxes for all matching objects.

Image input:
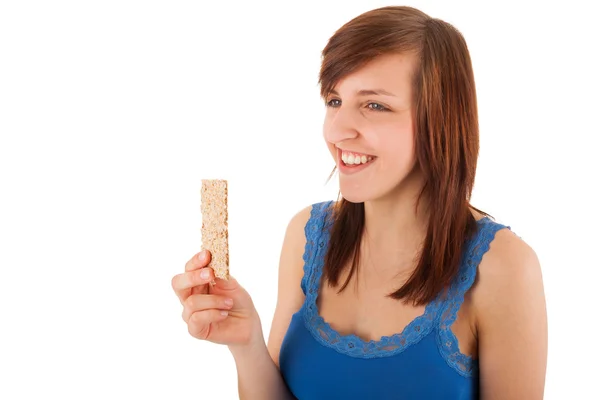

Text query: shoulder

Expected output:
[283,201,332,240]
[277,204,313,277]
[472,225,543,311]
[280,200,334,268]
[470,221,547,396]
[284,200,334,238]
[275,200,335,301]
[266,201,334,365]
[284,204,313,241]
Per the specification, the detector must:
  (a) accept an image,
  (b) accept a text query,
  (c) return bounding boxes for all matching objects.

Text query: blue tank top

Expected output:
[279,201,511,399]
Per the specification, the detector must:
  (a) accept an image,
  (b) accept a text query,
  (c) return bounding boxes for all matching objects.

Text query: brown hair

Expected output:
[319,6,489,305]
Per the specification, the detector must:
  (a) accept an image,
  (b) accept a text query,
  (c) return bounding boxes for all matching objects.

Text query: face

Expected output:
[323,53,421,204]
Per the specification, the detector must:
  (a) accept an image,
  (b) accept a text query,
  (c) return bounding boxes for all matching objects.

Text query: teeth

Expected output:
[341,151,373,165]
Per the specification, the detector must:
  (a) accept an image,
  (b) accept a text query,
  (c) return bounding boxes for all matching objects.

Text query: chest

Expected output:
[316,275,478,358]
[279,323,479,400]
[317,281,423,340]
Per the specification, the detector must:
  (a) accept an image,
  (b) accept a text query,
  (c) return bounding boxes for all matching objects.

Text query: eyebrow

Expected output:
[330,88,397,97]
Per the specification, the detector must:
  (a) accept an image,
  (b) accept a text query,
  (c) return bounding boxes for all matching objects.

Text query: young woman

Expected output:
[172,6,547,399]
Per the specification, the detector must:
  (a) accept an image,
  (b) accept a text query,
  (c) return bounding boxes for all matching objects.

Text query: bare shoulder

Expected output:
[472,224,548,398]
[472,227,543,309]
[284,204,314,254]
[277,204,314,279]
[266,204,314,367]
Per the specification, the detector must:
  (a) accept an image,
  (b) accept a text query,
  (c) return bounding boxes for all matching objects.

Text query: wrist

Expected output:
[227,308,266,358]
[228,329,266,359]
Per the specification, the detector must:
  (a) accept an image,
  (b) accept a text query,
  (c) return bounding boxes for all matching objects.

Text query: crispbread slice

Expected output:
[200,179,229,280]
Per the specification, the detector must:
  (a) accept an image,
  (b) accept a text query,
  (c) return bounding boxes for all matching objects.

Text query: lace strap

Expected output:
[437,217,511,377]
[300,201,334,295]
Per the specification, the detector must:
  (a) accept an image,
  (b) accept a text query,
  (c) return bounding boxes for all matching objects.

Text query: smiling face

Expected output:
[323,52,422,203]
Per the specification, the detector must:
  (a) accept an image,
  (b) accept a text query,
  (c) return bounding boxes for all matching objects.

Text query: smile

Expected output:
[340,150,375,166]
[337,149,377,174]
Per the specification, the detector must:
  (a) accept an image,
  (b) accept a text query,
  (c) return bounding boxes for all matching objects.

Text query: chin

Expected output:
[340,194,365,204]
[338,183,373,204]
[338,177,408,205]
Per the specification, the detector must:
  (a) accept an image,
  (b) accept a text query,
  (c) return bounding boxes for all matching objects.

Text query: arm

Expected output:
[267,206,310,366]
[475,229,548,399]
[231,206,311,399]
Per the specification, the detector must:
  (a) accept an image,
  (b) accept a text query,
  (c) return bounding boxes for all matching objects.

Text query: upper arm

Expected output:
[474,229,548,399]
[266,205,312,367]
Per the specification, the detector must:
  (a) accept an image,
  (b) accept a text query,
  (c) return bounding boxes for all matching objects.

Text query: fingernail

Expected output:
[200,269,210,280]
[224,298,233,307]
[198,251,206,262]
[220,311,228,316]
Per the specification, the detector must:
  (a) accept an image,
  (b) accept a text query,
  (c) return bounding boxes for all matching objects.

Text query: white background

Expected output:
[1,1,598,399]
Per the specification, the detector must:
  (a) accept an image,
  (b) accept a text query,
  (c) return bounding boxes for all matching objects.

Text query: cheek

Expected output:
[326,141,336,160]
[322,116,332,140]
[322,120,336,159]
[380,128,416,167]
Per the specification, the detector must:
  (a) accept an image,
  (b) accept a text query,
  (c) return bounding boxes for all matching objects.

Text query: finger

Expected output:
[185,250,212,272]
[171,267,215,302]
[210,275,240,292]
[187,309,229,340]
[182,294,234,322]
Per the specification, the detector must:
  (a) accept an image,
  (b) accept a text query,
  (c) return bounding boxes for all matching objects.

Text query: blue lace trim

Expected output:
[436,218,510,377]
[302,201,445,359]
[301,201,510,372]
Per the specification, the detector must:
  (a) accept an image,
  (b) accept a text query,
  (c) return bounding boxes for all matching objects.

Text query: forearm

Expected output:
[230,340,295,400]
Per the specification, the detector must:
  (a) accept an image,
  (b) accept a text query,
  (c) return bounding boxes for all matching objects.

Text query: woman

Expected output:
[172,6,547,399]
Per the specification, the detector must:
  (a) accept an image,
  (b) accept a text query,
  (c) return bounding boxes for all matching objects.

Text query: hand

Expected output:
[172,250,263,348]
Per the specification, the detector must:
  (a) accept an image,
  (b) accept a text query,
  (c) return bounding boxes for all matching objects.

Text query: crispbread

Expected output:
[200,179,229,280]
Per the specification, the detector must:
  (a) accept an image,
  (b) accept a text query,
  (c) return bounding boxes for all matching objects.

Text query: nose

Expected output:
[323,105,359,144]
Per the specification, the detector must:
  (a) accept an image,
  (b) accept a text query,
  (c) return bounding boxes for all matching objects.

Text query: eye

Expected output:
[326,98,341,108]
[367,102,389,112]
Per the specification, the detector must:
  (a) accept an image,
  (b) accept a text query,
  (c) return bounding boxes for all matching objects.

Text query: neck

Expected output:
[361,168,429,273]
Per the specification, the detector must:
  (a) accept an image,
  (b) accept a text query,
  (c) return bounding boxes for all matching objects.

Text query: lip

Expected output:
[337,148,376,175]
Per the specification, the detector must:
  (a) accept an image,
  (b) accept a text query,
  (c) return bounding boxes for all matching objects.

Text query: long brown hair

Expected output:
[320,6,489,305]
